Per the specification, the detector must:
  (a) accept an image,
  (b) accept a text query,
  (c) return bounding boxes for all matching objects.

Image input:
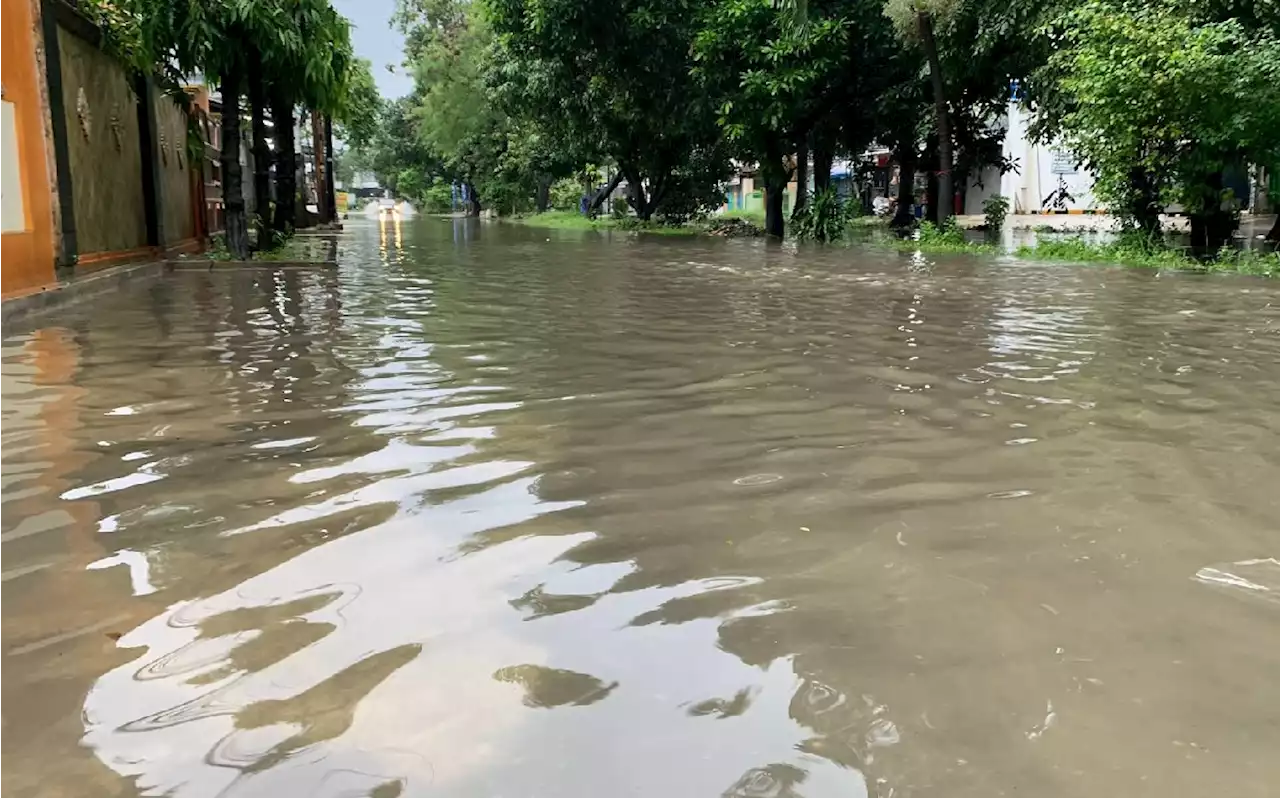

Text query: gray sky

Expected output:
[334,0,413,100]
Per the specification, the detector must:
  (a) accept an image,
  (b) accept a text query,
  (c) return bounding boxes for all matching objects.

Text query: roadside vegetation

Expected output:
[83,0,381,260]
[341,0,1277,266]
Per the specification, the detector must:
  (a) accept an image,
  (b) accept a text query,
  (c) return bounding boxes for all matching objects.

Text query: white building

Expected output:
[962,99,1102,216]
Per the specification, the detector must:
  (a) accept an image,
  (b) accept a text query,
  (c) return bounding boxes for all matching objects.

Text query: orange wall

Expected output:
[2,0,58,298]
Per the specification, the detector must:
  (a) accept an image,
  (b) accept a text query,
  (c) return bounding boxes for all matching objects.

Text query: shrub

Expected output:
[550,178,582,211]
[982,195,1009,240]
[917,217,966,247]
[421,180,453,214]
[793,187,854,242]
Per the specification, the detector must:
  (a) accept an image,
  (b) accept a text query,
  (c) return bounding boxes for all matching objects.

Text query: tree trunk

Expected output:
[311,111,328,224]
[1267,214,1280,242]
[925,158,939,225]
[324,115,337,220]
[1126,167,1161,238]
[588,170,623,215]
[765,179,786,238]
[918,12,953,226]
[792,138,809,219]
[270,86,296,236]
[813,137,834,195]
[625,169,652,221]
[1189,171,1235,255]
[247,50,271,248]
[220,62,249,259]
[465,182,481,216]
[535,175,551,212]
[891,146,917,229]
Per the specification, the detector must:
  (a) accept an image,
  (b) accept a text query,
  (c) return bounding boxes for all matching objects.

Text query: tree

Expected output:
[1033,0,1280,247]
[103,0,359,251]
[884,0,966,224]
[695,0,891,237]
[269,0,358,233]
[336,59,381,150]
[408,1,499,215]
[487,0,728,221]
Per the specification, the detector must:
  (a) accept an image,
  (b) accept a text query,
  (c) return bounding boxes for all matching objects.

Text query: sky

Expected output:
[333,0,413,100]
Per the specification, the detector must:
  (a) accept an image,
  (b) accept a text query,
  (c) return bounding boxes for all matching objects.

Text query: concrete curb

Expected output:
[2,258,340,330]
[1,260,167,330]
[167,260,338,271]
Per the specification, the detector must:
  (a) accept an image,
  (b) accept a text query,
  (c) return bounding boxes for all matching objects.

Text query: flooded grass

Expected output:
[1019,238,1280,276]
[514,211,699,236]
[202,233,338,263]
[510,210,1280,275]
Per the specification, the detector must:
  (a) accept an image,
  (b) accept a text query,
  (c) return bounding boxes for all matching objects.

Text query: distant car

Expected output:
[378,198,397,219]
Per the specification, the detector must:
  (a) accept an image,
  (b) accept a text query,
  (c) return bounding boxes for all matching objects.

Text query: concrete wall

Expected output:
[57,23,148,259]
[155,92,196,246]
[1,0,58,297]
[963,165,1005,215]
[998,102,1100,214]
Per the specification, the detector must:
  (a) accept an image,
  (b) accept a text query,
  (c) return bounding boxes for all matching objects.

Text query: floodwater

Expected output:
[3,218,1278,798]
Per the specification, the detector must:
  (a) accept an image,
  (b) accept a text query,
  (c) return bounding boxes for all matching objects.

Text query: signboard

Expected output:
[1050,151,1078,175]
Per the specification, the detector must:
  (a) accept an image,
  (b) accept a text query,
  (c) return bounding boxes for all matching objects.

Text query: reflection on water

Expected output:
[3,219,1279,797]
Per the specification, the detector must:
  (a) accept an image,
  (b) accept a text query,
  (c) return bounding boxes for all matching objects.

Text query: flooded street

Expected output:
[3,218,1279,798]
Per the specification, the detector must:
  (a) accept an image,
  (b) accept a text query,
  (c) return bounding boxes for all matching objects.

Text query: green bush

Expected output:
[981,195,1009,240]
[792,187,854,242]
[550,178,582,211]
[917,217,966,247]
[421,180,453,214]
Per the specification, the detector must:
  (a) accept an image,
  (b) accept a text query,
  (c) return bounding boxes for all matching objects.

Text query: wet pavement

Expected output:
[3,217,1278,797]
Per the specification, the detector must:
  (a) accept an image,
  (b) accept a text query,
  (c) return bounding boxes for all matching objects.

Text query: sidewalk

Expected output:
[956,213,1277,237]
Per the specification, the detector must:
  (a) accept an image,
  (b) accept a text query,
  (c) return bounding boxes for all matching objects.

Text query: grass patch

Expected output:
[514,211,700,236]
[860,219,997,255]
[1017,237,1279,276]
[515,210,1278,276]
[719,208,767,225]
[513,210,615,231]
[849,215,890,229]
[204,232,336,262]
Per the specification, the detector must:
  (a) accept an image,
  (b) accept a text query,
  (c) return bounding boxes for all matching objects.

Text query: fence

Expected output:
[2,0,205,300]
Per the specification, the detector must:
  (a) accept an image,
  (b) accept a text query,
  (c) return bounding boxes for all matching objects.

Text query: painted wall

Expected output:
[962,165,1005,216]
[997,101,1100,214]
[57,23,148,259]
[155,92,196,246]
[1,0,58,297]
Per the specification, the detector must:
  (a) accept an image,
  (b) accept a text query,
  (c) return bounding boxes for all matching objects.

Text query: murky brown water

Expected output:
[4,219,1279,798]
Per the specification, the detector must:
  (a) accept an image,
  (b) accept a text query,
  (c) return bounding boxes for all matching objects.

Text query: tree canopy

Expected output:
[342,0,1279,245]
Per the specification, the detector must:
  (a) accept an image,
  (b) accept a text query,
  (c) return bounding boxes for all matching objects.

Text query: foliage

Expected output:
[487,0,729,220]
[884,0,942,35]
[514,210,694,236]
[422,180,455,213]
[1023,237,1175,266]
[77,0,147,74]
[335,59,381,149]
[549,179,583,212]
[917,218,967,247]
[394,0,576,214]
[793,188,856,242]
[981,194,1009,237]
[1033,0,1280,230]
[90,0,366,254]
[351,97,443,199]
